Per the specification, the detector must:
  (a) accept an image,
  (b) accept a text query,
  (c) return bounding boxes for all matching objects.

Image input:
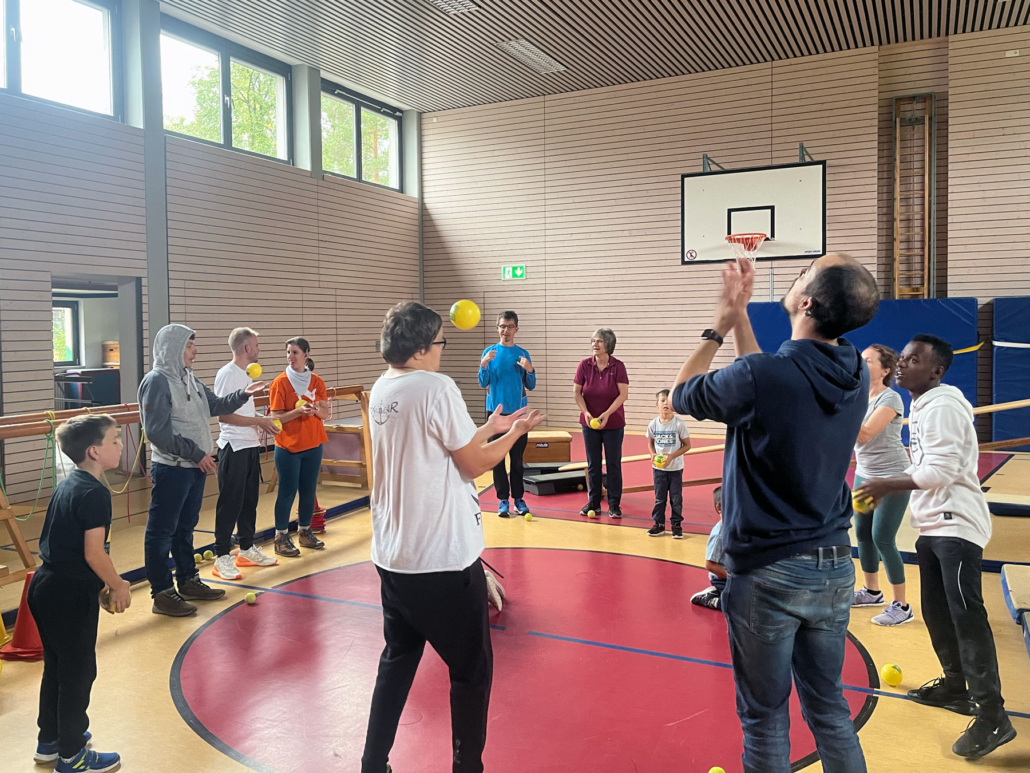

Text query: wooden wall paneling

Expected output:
[877,39,950,296]
[0,94,148,501]
[947,27,1030,435]
[422,99,547,421]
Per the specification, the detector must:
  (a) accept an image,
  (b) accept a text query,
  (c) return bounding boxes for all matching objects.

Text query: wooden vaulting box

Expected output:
[523,430,572,463]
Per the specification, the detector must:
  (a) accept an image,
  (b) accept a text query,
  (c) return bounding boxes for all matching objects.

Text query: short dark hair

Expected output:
[806,258,879,339]
[712,485,722,509]
[305,358,315,372]
[867,344,899,387]
[497,310,519,327]
[381,302,443,365]
[912,334,954,373]
[57,414,117,464]
[655,389,670,401]
[286,337,310,354]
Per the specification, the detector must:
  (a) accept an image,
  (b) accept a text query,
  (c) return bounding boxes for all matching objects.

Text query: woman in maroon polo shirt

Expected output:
[573,328,630,518]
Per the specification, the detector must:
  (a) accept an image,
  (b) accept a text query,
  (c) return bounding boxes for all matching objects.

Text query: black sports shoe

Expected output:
[607,506,623,519]
[152,588,197,617]
[907,677,977,716]
[647,524,665,537]
[952,714,1017,759]
[690,587,721,611]
[580,503,600,516]
[671,526,683,539]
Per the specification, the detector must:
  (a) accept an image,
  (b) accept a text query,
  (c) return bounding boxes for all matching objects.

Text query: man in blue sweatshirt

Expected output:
[479,310,536,517]
[672,254,879,773]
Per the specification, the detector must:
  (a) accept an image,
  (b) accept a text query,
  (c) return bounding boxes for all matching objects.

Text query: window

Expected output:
[1,0,121,117]
[160,17,292,162]
[321,82,403,190]
[53,301,80,366]
[361,108,400,188]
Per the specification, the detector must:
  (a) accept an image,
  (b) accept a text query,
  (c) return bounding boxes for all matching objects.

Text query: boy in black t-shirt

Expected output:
[27,414,130,773]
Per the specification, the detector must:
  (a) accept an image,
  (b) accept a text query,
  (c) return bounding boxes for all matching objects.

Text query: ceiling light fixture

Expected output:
[424,0,479,14]
[498,39,566,74]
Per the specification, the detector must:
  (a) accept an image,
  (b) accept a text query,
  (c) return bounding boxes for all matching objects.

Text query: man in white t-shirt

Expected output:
[362,302,544,773]
[211,328,280,581]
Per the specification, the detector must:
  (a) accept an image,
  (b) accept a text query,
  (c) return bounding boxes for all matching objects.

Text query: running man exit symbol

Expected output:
[502,264,526,280]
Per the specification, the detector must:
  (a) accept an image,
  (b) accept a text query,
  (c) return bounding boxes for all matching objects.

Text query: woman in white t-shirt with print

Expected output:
[852,344,913,627]
[361,301,544,773]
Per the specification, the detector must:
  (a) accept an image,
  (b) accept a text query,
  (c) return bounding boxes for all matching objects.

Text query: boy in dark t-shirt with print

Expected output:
[27,414,130,773]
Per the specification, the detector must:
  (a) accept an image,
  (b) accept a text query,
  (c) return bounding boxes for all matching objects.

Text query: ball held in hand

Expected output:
[654,454,667,468]
[449,299,481,330]
[852,492,874,514]
[589,418,602,429]
[272,419,282,430]
[295,399,307,410]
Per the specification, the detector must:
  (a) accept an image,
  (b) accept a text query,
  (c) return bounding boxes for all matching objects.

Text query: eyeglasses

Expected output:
[497,324,517,331]
[432,338,448,350]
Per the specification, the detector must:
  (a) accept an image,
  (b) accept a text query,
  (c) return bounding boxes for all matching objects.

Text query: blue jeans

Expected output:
[274,445,323,531]
[144,463,208,596]
[722,552,866,773]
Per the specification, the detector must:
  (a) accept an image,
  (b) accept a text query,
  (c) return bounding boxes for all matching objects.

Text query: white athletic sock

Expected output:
[276,529,287,537]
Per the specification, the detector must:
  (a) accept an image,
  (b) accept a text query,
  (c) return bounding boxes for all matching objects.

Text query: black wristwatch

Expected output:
[701,329,724,346]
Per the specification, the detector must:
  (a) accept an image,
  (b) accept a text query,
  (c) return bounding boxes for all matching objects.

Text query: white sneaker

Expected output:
[212,554,242,580]
[235,545,277,567]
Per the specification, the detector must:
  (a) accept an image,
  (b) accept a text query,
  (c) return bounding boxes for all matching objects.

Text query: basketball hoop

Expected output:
[726,233,767,264]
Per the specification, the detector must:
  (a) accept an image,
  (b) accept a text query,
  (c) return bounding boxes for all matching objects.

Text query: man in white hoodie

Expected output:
[858,334,1015,760]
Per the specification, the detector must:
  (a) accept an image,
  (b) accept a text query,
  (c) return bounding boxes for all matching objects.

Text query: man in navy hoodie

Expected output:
[672,254,879,773]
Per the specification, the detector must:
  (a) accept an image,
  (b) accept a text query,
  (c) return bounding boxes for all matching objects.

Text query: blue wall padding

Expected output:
[993,297,1030,452]
[747,298,980,444]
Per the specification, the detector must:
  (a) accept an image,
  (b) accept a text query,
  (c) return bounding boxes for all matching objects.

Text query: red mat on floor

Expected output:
[173,548,876,773]
[481,434,725,534]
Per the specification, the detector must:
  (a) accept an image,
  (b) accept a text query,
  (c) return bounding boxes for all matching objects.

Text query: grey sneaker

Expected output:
[872,600,914,627]
[852,587,885,607]
[178,576,226,601]
[298,527,325,550]
[274,532,301,557]
[152,588,197,617]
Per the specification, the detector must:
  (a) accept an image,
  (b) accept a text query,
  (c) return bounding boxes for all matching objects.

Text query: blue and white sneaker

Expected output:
[872,600,915,627]
[497,500,511,518]
[514,498,530,517]
[35,731,91,763]
[55,747,120,773]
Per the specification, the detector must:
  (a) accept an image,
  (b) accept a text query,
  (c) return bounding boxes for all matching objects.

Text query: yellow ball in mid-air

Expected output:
[881,663,903,687]
[449,299,481,330]
[245,362,262,379]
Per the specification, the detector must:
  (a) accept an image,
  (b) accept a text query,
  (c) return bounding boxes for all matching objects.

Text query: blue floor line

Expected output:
[526,630,1030,720]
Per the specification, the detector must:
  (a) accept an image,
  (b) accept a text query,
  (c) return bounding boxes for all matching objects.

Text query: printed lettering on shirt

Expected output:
[372,400,400,426]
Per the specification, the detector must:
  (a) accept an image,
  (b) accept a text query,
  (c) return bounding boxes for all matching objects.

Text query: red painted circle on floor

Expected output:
[173,549,874,772]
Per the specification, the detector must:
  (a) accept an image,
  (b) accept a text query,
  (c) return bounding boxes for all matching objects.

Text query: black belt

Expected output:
[796,545,852,560]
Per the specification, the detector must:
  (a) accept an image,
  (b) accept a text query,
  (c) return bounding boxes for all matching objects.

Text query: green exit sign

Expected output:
[502,264,526,280]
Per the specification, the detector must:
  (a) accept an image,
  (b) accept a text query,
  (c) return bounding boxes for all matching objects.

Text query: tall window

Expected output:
[160,17,291,162]
[321,83,402,190]
[1,0,120,117]
[321,93,355,178]
[53,301,80,366]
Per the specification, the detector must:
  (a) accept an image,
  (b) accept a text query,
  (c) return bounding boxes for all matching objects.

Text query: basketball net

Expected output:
[726,233,767,264]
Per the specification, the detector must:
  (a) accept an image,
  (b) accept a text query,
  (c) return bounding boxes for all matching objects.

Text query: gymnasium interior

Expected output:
[2,1,1030,771]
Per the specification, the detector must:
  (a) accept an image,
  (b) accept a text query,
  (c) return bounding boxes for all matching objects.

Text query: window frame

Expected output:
[2,0,124,121]
[160,15,293,164]
[52,299,81,367]
[321,79,403,192]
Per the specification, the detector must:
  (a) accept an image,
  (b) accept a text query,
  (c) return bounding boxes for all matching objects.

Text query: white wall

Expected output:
[79,297,121,369]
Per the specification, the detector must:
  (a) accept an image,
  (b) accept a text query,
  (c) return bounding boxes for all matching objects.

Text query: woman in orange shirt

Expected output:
[269,337,329,557]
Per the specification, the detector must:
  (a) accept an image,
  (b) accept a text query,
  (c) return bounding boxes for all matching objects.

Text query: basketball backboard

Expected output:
[681,161,826,264]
